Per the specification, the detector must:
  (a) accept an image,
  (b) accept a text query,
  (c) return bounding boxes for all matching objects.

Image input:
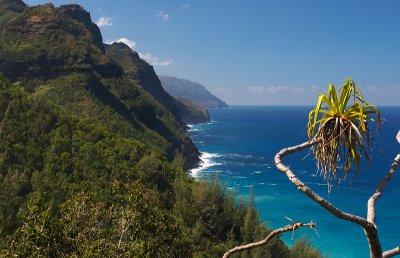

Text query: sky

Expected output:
[25,0,400,106]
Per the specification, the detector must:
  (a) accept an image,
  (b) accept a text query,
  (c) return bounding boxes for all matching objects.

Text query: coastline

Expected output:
[189,151,221,178]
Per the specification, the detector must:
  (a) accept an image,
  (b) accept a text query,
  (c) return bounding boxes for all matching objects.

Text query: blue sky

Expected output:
[25,0,400,105]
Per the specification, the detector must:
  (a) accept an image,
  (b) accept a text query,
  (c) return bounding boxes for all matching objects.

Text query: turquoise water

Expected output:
[189,106,400,258]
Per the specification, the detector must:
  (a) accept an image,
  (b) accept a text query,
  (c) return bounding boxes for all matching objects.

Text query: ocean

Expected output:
[189,106,400,258]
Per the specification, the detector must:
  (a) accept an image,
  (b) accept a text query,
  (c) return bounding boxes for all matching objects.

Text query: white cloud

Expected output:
[96,16,113,27]
[139,52,173,66]
[367,86,379,92]
[366,84,400,92]
[156,11,169,21]
[180,4,190,10]
[106,38,137,50]
[249,86,264,93]
[249,86,304,94]
[387,84,400,90]
[268,86,304,93]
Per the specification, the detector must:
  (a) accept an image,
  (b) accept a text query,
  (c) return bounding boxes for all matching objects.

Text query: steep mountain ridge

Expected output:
[104,42,182,122]
[0,0,199,166]
[159,75,229,108]
[105,42,210,124]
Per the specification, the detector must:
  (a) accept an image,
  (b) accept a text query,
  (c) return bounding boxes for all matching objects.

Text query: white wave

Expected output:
[252,171,262,174]
[305,181,328,186]
[190,152,222,178]
[243,184,255,188]
[229,153,253,159]
[232,176,247,179]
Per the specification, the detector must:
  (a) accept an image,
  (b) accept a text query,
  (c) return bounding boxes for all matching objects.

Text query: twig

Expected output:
[383,246,400,258]
[367,154,400,223]
[222,221,316,258]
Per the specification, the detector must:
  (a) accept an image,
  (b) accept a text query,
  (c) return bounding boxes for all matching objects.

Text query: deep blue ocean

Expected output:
[189,106,400,258]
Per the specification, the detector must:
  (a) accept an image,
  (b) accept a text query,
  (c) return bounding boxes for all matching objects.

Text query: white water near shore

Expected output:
[190,152,222,178]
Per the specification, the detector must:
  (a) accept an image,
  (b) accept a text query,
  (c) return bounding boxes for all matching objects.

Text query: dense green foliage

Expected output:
[0,1,322,256]
[0,79,322,257]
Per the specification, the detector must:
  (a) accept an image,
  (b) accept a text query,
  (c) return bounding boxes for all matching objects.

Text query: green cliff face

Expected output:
[104,42,210,125]
[0,1,199,168]
[175,97,210,124]
[104,42,182,123]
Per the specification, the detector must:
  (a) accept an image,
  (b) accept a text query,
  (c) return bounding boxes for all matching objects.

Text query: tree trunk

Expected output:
[364,226,383,258]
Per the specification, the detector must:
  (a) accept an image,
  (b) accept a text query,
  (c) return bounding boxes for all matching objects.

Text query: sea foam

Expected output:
[190,152,222,178]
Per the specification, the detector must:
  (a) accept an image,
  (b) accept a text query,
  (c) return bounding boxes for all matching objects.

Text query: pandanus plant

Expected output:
[307,78,382,188]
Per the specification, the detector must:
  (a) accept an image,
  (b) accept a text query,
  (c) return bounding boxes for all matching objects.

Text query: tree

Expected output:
[224,79,399,258]
[275,79,400,258]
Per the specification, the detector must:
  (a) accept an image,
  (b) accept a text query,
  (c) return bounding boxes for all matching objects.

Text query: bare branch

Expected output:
[367,154,400,223]
[222,221,316,258]
[383,246,400,258]
[274,139,370,228]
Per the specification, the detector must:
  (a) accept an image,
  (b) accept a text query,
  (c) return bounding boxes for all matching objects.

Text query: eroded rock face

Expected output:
[0,2,122,82]
[58,4,104,51]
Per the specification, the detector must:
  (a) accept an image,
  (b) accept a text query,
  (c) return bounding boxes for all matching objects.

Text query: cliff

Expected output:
[104,42,182,122]
[175,98,210,124]
[159,75,229,109]
[0,0,199,167]
[105,42,210,125]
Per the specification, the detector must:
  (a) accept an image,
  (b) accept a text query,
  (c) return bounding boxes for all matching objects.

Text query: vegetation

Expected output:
[0,77,264,256]
[307,78,382,187]
[175,97,210,124]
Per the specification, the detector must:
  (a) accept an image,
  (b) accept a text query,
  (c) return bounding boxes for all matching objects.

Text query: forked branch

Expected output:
[383,246,400,258]
[274,139,369,228]
[367,153,400,223]
[222,221,316,258]
[275,131,400,258]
